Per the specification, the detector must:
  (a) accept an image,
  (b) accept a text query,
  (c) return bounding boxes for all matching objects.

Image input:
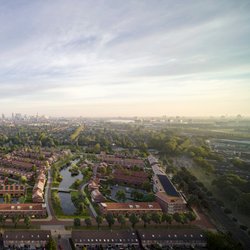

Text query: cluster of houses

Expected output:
[0,148,71,218]
[87,153,187,217]
[2,229,207,249]
[99,152,145,169]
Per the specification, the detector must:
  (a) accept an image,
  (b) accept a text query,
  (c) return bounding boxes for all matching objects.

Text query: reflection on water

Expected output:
[58,165,83,215]
[58,192,77,215]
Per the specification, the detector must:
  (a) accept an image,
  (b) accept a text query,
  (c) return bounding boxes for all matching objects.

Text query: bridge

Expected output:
[51,187,78,193]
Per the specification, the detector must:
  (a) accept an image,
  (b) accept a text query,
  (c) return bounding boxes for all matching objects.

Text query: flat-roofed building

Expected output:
[99,202,162,215]
[3,230,51,249]
[72,230,139,249]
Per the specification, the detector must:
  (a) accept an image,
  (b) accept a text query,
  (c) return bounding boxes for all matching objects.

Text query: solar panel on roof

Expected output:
[157,174,179,197]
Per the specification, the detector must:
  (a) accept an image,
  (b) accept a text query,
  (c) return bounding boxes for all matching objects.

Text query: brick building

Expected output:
[0,184,26,197]
[0,203,47,218]
[99,202,162,215]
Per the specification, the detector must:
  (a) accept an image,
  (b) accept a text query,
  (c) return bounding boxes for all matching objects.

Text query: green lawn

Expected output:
[188,165,250,228]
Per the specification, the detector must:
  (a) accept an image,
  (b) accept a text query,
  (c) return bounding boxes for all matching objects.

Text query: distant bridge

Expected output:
[51,187,78,193]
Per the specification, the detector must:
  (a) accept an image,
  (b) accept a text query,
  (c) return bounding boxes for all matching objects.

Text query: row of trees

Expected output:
[0,214,31,228]
[212,173,250,215]
[172,167,212,210]
[74,211,196,229]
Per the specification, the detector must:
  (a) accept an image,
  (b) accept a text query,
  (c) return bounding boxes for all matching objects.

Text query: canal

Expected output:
[58,159,83,215]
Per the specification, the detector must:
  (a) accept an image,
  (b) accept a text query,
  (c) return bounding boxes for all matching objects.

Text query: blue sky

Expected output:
[0,0,250,117]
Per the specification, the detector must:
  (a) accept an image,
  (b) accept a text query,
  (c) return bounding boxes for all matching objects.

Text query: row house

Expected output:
[72,230,139,249]
[0,167,34,179]
[0,203,47,218]
[32,172,46,203]
[138,229,206,248]
[0,184,26,197]
[99,152,144,169]
[113,169,149,186]
[3,230,51,249]
[99,202,162,216]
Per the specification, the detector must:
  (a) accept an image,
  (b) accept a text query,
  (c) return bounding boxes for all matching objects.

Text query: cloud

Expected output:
[0,0,249,116]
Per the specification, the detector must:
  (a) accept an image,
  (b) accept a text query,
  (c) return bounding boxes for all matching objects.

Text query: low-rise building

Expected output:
[91,189,105,203]
[32,171,46,203]
[0,184,26,197]
[147,155,159,166]
[99,202,162,215]
[88,178,100,192]
[138,229,206,248]
[113,169,149,186]
[3,230,51,249]
[99,152,144,169]
[0,203,47,218]
[0,167,34,179]
[72,230,139,249]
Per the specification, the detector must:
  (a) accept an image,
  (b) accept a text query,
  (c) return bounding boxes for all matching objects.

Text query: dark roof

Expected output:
[138,229,206,242]
[72,230,138,244]
[157,174,179,197]
[3,230,51,241]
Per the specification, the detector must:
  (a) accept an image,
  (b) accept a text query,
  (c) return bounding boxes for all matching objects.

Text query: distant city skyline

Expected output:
[0,0,250,117]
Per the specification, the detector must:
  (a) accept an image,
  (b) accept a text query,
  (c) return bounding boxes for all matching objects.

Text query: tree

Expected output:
[93,143,101,153]
[141,213,151,227]
[129,214,139,228]
[24,215,31,228]
[96,215,103,229]
[151,213,162,225]
[106,213,115,229]
[206,231,243,250]
[74,218,81,227]
[117,214,126,228]
[186,211,196,221]
[115,190,126,202]
[142,181,151,192]
[0,214,6,226]
[173,213,181,223]
[12,214,20,228]
[84,218,92,227]
[46,237,57,250]
[20,175,27,184]
[4,193,11,203]
[32,165,37,172]
[18,196,26,203]
[162,213,173,224]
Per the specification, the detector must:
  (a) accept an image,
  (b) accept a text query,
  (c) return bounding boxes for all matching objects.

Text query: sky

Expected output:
[0,0,250,117]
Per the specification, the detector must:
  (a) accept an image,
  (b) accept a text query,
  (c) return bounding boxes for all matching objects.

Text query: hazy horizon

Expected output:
[0,0,250,117]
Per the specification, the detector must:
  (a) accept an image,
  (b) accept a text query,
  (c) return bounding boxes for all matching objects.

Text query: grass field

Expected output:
[187,165,250,228]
